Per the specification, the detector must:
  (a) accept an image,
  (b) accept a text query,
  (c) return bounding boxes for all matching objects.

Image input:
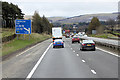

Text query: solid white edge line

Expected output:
[91,70,96,74]
[96,47,120,57]
[26,43,52,79]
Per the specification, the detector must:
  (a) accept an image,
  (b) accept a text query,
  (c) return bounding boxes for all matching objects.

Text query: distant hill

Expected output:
[51,13,119,24]
[24,12,119,24]
[24,15,65,23]
[47,17,66,23]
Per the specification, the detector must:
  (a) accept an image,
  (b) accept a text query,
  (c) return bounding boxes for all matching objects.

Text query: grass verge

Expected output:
[2,33,51,57]
[89,34,118,39]
[2,28,15,38]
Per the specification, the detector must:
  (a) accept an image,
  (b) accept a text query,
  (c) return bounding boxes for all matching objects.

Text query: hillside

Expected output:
[47,17,66,23]
[53,13,118,24]
[24,15,65,23]
[24,12,119,24]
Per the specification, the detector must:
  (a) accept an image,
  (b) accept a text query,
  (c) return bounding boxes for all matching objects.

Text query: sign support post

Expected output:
[23,34,24,40]
[17,34,18,40]
[29,34,30,40]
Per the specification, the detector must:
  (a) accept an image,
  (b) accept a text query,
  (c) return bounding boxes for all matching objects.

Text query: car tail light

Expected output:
[92,43,95,45]
[53,42,55,44]
[61,42,63,44]
[82,44,86,46]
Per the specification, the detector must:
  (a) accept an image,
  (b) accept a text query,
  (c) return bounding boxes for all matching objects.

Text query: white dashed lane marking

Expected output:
[73,50,75,52]
[82,60,86,63]
[77,54,79,56]
[91,70,97,75]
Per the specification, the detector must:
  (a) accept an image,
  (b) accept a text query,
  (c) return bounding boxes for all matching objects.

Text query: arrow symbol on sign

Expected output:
[24,28,30,34]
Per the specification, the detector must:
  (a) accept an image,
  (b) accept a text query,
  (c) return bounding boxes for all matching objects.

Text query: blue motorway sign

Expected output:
[15,20,31,34]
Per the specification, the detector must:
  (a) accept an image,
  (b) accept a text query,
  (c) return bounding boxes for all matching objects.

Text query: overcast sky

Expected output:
[2,0,120,17]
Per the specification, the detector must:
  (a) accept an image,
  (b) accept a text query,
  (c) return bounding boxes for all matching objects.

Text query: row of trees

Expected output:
[32,11,53,34]
[87,14,120,34]
[2,1,24,28]
[2,1,53,34]
[117,14,120,25]
[87,17,101,34]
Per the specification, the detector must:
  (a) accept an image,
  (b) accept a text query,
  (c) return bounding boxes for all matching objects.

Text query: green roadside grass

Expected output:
[2,31,15,38]
[2,28,15,38]
[113,32,120,36]
[2,33,51,57]
[89,34,118,39]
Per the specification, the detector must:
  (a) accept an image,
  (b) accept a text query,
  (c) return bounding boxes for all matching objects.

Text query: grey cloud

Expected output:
[16,2,118,17]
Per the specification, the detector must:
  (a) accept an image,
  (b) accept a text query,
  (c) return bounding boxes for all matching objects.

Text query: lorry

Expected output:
[65,30,70,38]
[52,27,62,42]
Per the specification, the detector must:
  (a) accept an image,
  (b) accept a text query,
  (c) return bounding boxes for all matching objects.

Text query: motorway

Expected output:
[2,37,118,79]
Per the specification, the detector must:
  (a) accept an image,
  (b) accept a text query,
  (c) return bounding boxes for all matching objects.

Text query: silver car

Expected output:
[80,40,96,51]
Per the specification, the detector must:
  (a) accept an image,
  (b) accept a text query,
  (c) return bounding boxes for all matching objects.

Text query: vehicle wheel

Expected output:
[78,41,80,43]
[80,47,83,51]
[62,46,64,48]
[72,42,74,43]
[83,49,85,51]
[81,49,83,51]
[53,46,55,48]
[81,47,85,51]
[80,46,82,50]
[93,48,96,51]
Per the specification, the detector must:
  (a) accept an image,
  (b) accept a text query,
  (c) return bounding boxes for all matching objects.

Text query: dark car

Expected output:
[80,40,96,51]
[53,39,64,48]
[72,36,80,43]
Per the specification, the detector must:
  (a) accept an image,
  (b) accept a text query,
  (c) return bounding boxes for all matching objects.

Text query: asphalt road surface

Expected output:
[2,37,118,79]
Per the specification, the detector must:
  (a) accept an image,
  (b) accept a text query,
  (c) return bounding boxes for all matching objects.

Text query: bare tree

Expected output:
[107,19,116,32]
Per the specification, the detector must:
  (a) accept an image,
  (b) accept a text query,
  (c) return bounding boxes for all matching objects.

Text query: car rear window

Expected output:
[54,39,63,42]
[83,40,94,43]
